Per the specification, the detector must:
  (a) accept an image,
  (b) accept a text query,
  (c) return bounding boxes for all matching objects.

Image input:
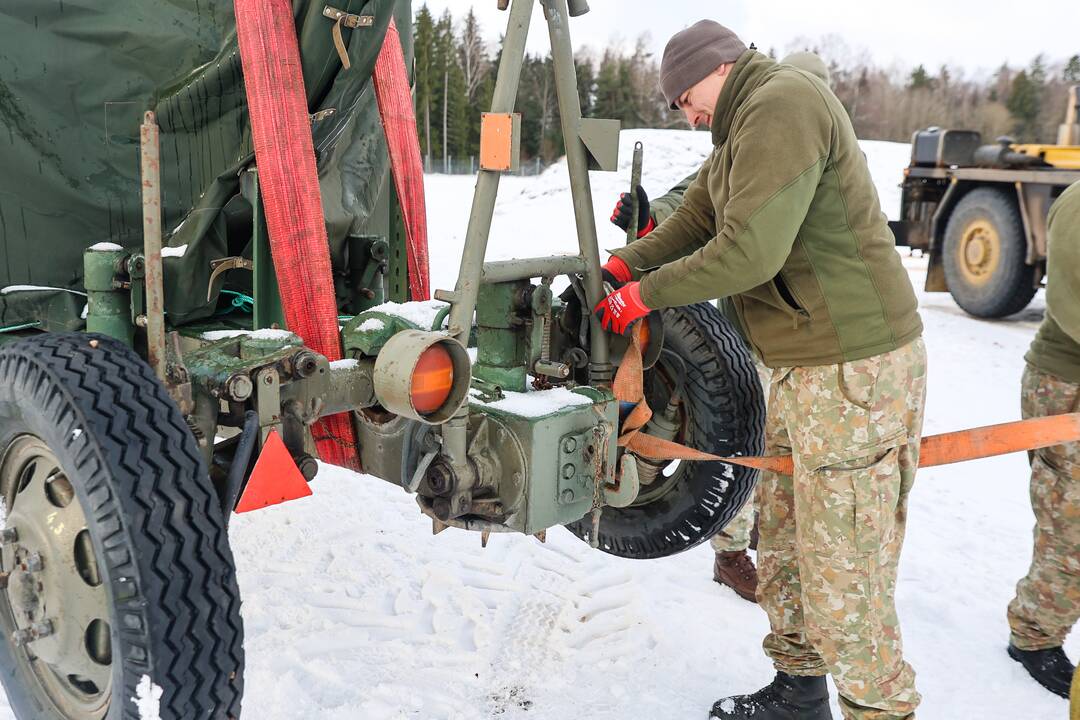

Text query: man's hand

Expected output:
[601,256,633,288]
[610,185,655,239]
[594,282,649,336]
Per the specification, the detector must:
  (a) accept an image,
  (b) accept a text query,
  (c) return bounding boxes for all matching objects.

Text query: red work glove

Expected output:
[602,256,633,287]
[610,185,656,239]
[594,281,650,336]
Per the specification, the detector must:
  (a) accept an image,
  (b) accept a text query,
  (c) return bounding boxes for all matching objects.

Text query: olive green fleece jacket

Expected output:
[648,52,833,226]
[1026,181,1080,384]
[611,51,922,368]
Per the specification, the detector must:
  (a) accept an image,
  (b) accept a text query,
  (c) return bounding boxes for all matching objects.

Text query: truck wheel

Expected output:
[565,303,765,559]
[943,187,1036,318]
[0,333,243,720]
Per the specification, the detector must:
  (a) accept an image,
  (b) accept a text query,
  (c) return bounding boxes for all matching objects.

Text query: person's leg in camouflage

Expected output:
[711,357,772,601]
[1006,365,1080,698]
[757,339,927,720]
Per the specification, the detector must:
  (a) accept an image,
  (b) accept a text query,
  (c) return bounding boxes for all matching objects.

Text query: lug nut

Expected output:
[12,619,54,647]
[0,528,18,544]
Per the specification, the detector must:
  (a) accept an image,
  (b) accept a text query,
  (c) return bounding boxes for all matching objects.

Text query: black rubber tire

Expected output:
[564,303,765,559]
[0,333,243,720]
[942,187,1037,318]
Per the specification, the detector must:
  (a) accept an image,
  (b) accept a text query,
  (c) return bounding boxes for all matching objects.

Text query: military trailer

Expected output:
[0,1,763,717]
[890,86,1080,318]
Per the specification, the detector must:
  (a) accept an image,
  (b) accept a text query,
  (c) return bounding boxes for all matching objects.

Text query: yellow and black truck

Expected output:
[891,85,1080,318]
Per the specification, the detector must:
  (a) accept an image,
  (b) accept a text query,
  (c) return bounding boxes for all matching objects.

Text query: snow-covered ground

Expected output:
[2,130,1074,719]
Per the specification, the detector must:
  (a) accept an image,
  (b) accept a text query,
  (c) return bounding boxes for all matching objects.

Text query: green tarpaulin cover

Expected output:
[0,0,411,330]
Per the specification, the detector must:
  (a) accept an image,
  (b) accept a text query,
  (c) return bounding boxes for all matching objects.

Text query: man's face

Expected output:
[676,67,729,129]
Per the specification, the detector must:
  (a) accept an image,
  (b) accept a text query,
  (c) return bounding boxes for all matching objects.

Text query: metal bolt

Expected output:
[0,527,17,544]
[562,437,578,454]
[25,553,43,573]
[225,373,254,402]
[292,351,320,379]
[562,463,576,479]
[134,315,148,328]
[12,619,54,647]
[561,489,575,503]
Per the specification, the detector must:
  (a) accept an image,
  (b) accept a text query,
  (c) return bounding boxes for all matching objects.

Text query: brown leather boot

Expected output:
[713,550,758,603]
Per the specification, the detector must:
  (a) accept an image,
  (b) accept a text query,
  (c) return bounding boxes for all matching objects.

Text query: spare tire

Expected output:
[565,302,765,559]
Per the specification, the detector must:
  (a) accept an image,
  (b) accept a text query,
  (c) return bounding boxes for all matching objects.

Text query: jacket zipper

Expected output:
[774,275,809,329]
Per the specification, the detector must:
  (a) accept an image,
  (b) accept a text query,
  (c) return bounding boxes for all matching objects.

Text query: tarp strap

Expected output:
[234,0,358,469]
[322,5,374,70]
[373,17,431,301]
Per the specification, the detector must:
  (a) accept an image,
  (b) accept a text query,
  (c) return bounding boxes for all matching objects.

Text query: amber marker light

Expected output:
[411,344,455,414]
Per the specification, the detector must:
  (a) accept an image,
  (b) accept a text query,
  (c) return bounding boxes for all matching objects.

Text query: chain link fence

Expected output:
[423,155,550,176]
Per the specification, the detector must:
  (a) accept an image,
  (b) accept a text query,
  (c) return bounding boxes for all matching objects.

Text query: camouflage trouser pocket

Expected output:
[808,447,901,556]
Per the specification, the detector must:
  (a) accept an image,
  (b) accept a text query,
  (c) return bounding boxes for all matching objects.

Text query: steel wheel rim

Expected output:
[958,219,1001,287]
[0,435,111,718]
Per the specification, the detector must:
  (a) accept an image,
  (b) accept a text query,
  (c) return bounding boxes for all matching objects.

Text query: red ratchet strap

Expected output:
[234,0,358,468]
[374,17,430,301]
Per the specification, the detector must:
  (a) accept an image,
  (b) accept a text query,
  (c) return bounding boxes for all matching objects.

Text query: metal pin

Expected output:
[12,619,54,647]
[534,531,547,544]
[481,530,491,548]
[432,519,448,536]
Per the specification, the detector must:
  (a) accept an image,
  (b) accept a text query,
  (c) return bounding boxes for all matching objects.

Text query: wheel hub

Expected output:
[0,436,111,717]
[958,220,1001,286]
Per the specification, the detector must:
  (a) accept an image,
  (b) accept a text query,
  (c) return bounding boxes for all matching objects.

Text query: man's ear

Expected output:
[715,63,732,78]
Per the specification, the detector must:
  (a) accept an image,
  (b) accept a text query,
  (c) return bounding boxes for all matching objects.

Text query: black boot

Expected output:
[1008,643,1075,698]
[710,671,833,719]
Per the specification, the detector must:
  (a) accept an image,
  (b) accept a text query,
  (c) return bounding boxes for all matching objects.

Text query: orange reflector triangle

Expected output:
[235,429,313,513]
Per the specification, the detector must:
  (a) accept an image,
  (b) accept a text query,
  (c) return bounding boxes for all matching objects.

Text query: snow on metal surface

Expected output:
[469,386,592,418]
[200,329,298,342]
[358,318,386,333]
[87,242,124,251]
[366,300,448,329]
[330,358,359,370]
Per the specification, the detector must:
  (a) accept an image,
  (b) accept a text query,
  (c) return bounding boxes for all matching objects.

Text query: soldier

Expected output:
[1005,180,1080,699]
[593,20,925,720]
[609,52,833,604]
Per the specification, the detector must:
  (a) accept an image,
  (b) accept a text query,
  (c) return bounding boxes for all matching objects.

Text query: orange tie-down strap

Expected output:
[614,332,1080,476]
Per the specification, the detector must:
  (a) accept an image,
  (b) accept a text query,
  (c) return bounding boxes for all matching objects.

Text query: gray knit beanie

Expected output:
[660,20,748,109]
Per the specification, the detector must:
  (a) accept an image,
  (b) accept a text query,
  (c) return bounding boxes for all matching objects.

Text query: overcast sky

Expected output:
[418,0,1079,79]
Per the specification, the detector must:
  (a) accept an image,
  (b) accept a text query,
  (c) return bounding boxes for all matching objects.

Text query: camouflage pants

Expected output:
[712,357,773,553]
[1007,365,1080,651]
[757,339,927,720]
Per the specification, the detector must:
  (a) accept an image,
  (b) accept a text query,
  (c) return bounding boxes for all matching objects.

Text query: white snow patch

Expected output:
[248,329,297,341]
[130,675,162,720]
[330,359,359,370]
[0,285,86,296]
[200,330,249,341]
[470,386,592,418]
[365,300,448,330]
[200,329,297,342]
[71,428,82,440]
[80,304,88,320]
[160,244,188,258]
[358,318,385,333]
[87,242,123,252]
